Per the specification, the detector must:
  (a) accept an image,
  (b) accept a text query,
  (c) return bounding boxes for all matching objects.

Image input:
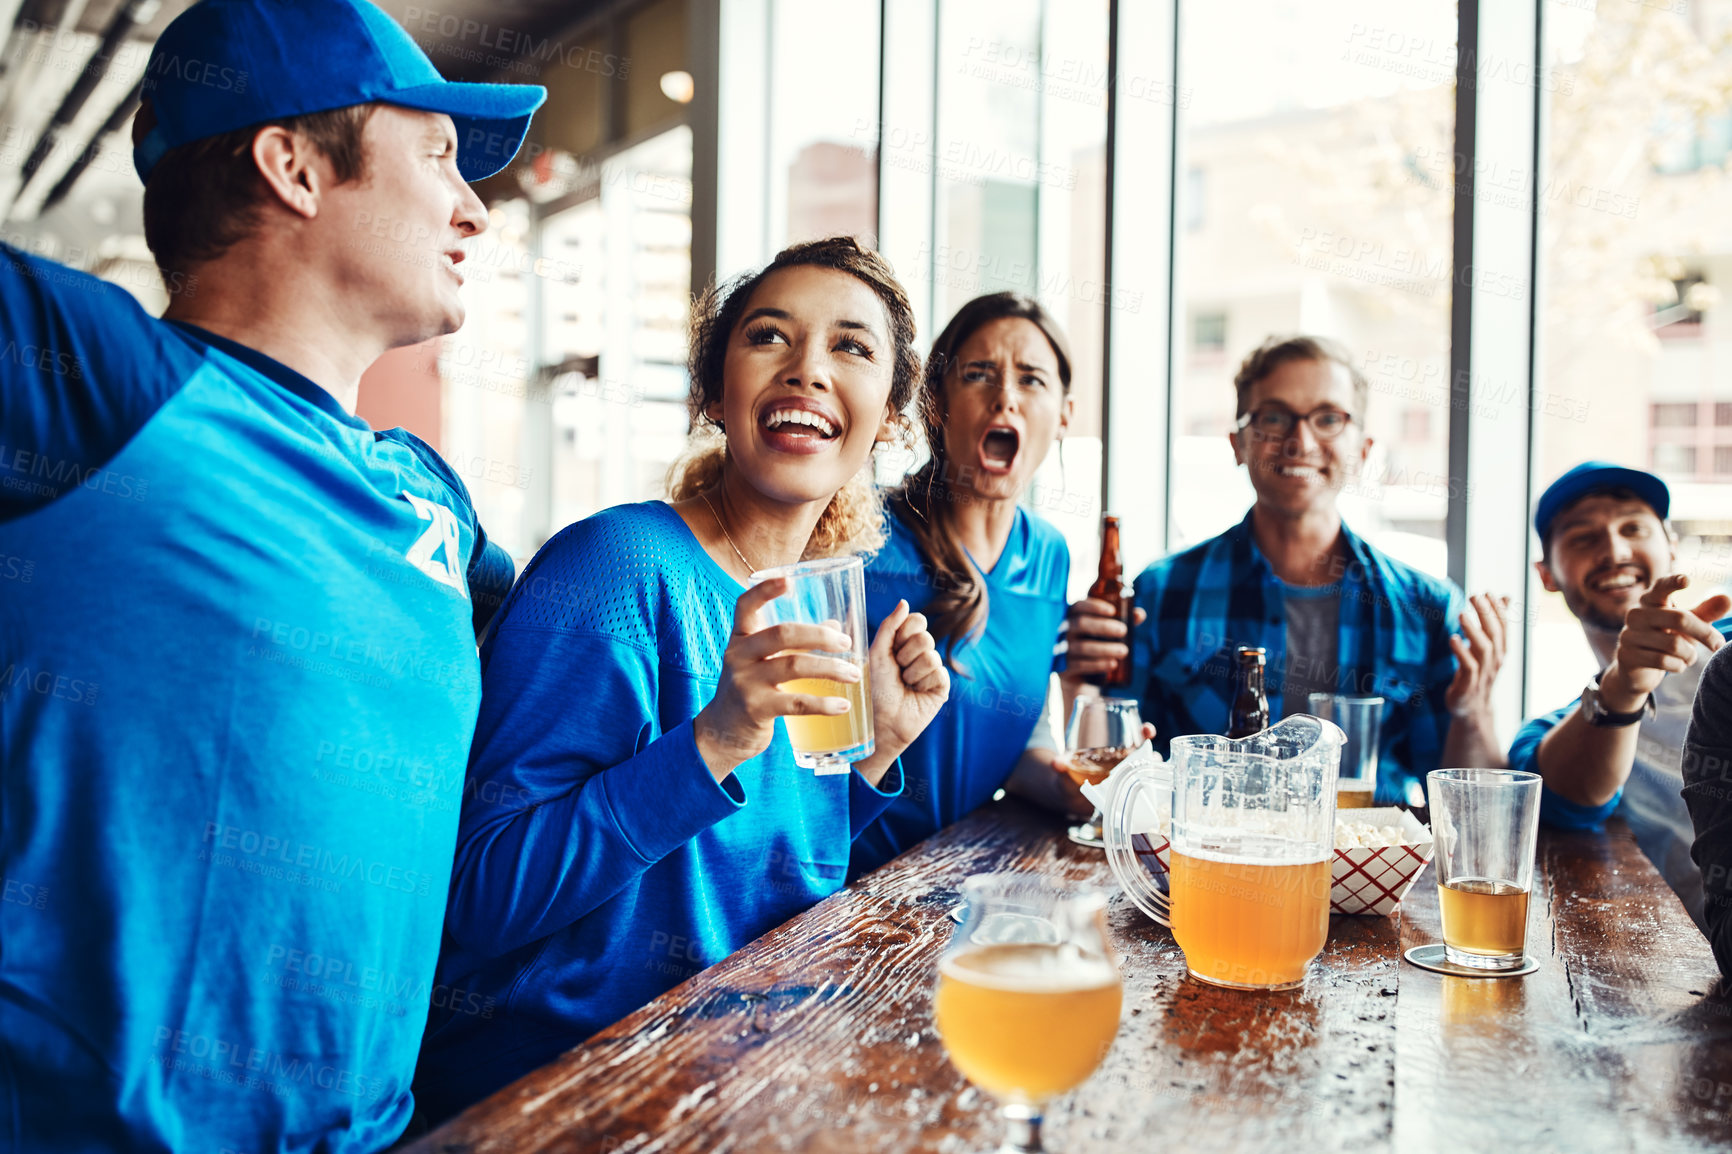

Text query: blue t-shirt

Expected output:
[0,246,512,1153]
[414,501,904,1120]
[849,505,1069,877]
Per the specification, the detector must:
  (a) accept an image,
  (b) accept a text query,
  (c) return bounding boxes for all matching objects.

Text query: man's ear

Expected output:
[252,126,323,221]
[1229,428,1247,467]
[1534,558,1562,594]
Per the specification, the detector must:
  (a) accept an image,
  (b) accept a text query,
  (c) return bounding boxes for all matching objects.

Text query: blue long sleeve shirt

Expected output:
[414,501,903,1119]
[0,245,511,1153]
[849,505,1069,877]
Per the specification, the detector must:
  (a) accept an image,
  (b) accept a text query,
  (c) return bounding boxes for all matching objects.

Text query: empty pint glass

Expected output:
[751,556,873,775]
[1428,769,1541,970]
[1111,716,1343,990]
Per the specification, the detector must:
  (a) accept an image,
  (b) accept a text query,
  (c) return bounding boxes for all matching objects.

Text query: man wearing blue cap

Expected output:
[1514,462,1732,928]
[0,0,544,1149]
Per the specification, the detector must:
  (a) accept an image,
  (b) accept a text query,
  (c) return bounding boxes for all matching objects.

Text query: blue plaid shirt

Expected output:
[1130,512,1466,805]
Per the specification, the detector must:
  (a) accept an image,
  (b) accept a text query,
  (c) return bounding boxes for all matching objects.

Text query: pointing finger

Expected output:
[1640,573,1689,610]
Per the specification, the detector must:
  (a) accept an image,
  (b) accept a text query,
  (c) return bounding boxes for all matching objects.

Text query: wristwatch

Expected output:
[1579,671,1656,728]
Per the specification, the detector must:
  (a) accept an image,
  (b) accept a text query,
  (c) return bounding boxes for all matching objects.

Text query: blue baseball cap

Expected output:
[134,0,547,183]
[1534,461,1671,544]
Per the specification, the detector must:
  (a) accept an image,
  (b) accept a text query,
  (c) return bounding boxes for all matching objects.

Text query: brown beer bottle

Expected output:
[1226,647,1269,738]
[1084,514,1135,688]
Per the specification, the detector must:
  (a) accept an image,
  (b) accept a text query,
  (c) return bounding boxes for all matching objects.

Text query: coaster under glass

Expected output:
[1403,942,1538,978]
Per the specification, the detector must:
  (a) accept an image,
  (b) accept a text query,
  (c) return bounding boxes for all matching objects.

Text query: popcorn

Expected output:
[1336,810,1417,850]
[1326,807,1435,915]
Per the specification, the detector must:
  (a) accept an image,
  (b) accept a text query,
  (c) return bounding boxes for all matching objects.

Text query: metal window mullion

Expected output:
[1102,0,1178,570]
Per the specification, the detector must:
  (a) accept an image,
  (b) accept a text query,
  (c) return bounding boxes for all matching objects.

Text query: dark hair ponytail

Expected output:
[888,292,1072,668]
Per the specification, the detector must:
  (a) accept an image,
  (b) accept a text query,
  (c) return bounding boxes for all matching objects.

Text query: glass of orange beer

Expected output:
[934,874,1121,1153]
[750,556,872,775]
[1308,693,1383,808]
[1060,696,1143,848]
[1162,716,1342,990]
[1427,768,1542,970]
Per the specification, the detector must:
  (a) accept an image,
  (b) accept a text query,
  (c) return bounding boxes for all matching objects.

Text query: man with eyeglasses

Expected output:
[1071,335,1508,805]
[1511,463,1731,928]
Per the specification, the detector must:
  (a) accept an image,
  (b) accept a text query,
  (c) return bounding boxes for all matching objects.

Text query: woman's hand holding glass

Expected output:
[854,598,950,786]
[693,577,862,782]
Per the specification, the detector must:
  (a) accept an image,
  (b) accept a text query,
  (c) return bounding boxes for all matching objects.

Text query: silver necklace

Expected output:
[699,489,760,576]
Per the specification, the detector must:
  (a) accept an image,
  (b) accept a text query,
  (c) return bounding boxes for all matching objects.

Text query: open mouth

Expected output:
[760,400,842,454]
[1587,568,1646,594]
[980,427,1020,474]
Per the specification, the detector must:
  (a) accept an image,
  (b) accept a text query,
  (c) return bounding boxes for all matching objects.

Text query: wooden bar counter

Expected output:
[404,798,1732,1153]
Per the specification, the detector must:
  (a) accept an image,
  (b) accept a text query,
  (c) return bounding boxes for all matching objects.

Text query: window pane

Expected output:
[440,199,537,561]
[538,127,694,545]
[1533,4,1732,711]
[923,0,1109,597]
[1174,1,1456,581]
[932,0,1041,323]
[769,0,881,250]
[1652,402,1699,428]
[1654,444,1698,475]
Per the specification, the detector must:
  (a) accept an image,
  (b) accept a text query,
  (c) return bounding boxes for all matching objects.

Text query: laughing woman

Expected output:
[849,293,1082,877]
[414,237,948,1119]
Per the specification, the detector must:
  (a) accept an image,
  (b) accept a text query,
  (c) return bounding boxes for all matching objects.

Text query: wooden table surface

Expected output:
[404,798,1732,1154]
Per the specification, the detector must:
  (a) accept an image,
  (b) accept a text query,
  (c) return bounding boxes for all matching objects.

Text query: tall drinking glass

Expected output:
[1060,697,1142,848]
[750,556,872,775]
[1308,693,1384,808]
[1163,716,1342,990]
[1428,768,1542,970]
[934,874,1122,1154]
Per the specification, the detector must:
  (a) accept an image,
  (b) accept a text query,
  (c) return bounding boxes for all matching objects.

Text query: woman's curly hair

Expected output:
[667,236,921,558]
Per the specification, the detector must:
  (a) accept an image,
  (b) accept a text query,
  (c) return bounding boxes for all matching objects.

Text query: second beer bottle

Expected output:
[1226,646,1270,738]
[1085,514,1134,689]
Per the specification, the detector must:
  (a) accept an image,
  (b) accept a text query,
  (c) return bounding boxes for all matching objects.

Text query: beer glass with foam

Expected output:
[934,874,1121,1153]
[1427,768,1541,970]
[750,556,872,774]
[1308,693,1383,809]
[1109,716,1343,990]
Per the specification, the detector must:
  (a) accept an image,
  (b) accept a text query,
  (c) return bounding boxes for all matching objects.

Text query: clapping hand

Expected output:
[1444,593,1510,719]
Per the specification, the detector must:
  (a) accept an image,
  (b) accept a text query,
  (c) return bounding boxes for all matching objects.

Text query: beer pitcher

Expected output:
[1103,715,1344,990]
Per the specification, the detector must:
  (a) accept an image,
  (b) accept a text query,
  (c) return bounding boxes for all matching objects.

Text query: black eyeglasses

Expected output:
[1234,406,1356,441]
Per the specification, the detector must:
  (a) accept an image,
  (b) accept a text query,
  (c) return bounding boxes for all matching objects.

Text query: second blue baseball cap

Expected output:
[134,0,547,183]
[1534,461,1671,543]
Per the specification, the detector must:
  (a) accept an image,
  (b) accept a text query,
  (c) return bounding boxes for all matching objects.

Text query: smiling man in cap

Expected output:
[1514,462,1732,929]
[0,0,543,1149]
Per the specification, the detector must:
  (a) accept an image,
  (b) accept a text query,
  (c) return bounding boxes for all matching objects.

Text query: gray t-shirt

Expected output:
[1279,582,1341,715]
[1623,642,1710,928]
